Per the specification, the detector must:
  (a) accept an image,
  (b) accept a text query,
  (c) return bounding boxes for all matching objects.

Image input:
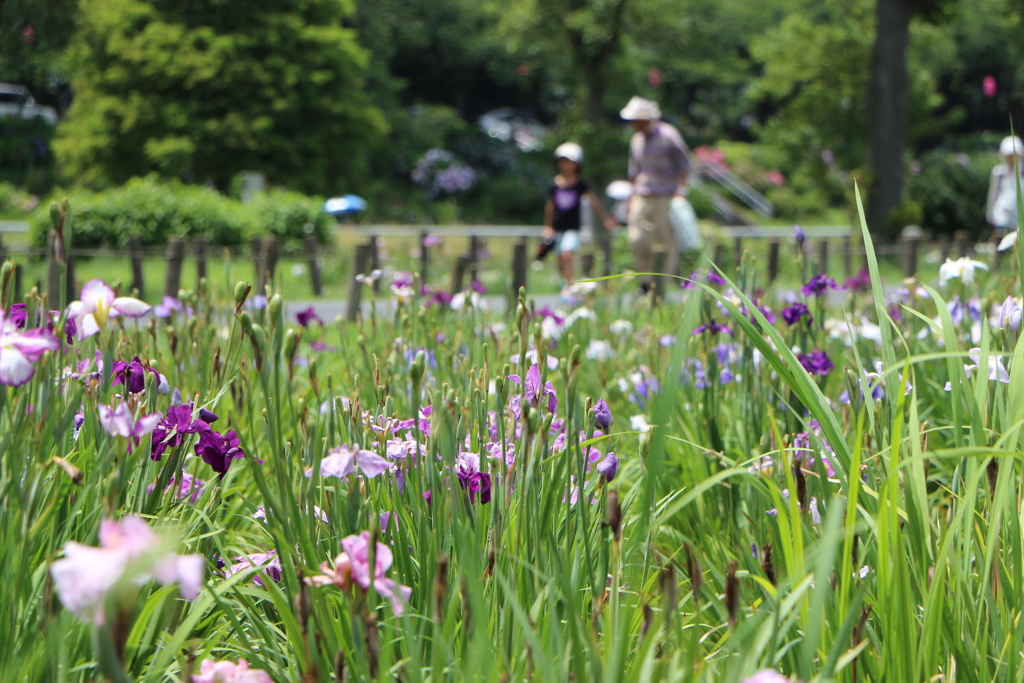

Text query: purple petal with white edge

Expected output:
[80,279,115,307]
[112,297,152,318]
[355,450,392,478]
[317,449,356,478]
[525,364,542,403]
[0,347,35,386]
[10,330,59,360]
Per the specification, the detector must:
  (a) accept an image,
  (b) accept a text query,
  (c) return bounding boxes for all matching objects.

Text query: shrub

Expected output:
[0,118,56,194]
[248,190,330,247]
[906,150,994,240]
[29,178,250,249]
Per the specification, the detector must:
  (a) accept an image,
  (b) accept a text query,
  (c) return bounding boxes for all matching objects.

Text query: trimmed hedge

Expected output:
[30,177,330,250]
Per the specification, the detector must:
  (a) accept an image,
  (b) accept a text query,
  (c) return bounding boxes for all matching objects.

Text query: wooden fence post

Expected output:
[194,237,208,287]
[164,236,186,298]
[733,237,743,270]
[511,238,528,307]
[128,236,145,298]
[250,237,264,292]
[450,254,471,296]
[304,234,323,296]
[259,237,280,292]
[47,233,63,308]
[469,235,480,283]
[369,236,381,293]
[901,225,923,278]
[842,236,852,277]
[346,243,372,322]
[816,240,829,274]
[13,263,21,303]
[767,239,780,282]
[713,242,725,269]
[418,230,430,286]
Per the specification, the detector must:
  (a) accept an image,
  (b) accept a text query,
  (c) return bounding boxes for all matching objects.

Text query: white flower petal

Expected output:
[112,297,152,318]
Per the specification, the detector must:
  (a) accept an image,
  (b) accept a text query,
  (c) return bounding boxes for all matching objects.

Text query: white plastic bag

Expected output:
[669,196,702,252]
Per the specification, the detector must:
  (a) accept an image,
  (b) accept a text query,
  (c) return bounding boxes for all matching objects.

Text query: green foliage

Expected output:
[54,0,385,194]
[906,150,994,239]
[29,178,264,249]
[248,189,330,245]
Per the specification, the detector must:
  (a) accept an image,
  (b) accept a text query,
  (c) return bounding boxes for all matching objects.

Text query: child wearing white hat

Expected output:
[986,135,1024,236]
[541,142,616,290]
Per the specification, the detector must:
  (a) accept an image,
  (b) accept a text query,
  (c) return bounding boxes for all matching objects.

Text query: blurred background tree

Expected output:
[3,0,1024,235]
[52,0,385,193]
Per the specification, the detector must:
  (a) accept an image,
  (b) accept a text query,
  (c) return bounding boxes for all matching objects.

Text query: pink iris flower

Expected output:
[192,658,275,683]
[98,401,163,438]
[0,309,59,386]
[68,279,151,339]
[49,516,204,625]
[308,531,412,615]
[305,444,392,479]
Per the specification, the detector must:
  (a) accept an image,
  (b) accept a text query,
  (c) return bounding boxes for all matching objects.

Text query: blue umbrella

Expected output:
[324,194,367,217]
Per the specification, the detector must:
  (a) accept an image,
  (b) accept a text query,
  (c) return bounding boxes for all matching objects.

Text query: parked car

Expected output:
[0,83,59,125]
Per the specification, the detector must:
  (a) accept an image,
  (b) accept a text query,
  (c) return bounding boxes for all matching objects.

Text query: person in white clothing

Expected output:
[986,135,1024,239]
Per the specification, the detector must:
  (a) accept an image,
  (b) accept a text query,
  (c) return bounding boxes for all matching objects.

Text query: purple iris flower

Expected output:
[468,279,487,294]
[801,274,837,297]
[429,291,453,307]
[797,350,833,376]
[154,296,190,318]
[310,341,337,352]
[195,429,245,474]
[455,453,491,504]
[508,364,557,419]
[794,225,806,247]
[593,399,613,430]
[112,357,148,393]
[295,306,323,328]
[535,306,565,326]
[693,319,733,336]
[423,234,442,248]
[707,271,727,285]
[8,304,27,329]
[628,376,660,410]
[596,452,618,482]
[842,267,871,292]
[392,272,415,288]
[150,402,217,461]
[782,303,812,326]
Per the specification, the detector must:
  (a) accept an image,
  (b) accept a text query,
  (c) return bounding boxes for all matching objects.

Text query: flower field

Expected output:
[5,200,1024,683]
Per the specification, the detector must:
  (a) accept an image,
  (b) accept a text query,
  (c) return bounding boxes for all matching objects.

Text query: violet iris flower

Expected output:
[801,274,837,297]
[7,304,27,329]
[999,296,1022,331]
[842,267,871,292]
[306,444,392,479]
[782,303,812,326]
[794,225,806,248]
[150,402,217,461]
[295,306,323,328]
[98,401,163,439]
[707,271,727,285]
[797,350,833,376]
[508,363,558,419]
[195,429,245,474]
[456,452,492,504]
[596,452,619,482]
[593,399,613,430]
[693,319,733,336]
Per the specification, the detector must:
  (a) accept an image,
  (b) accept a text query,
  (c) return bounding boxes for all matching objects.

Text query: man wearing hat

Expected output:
[620,96,690,294]
[987,135,1024,240]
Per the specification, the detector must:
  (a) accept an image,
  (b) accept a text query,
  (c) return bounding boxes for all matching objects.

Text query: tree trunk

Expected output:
[583,63,606,126]
[865,0,914,238]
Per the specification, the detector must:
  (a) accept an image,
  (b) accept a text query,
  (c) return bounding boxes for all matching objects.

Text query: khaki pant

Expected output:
[627,194,678,285]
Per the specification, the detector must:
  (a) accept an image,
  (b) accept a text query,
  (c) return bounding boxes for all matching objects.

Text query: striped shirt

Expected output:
[628,121,689,197]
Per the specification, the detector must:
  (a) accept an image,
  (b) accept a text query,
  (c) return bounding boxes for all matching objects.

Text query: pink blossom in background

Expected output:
[308,531,412,615]
[741,671,799,683]
[648,67,662,88]
[0,309,59,386]
[191,658,274,683]
[68,279,150,338]
[983,75,997,98]
[49,516,203,625]
[766,170,785,186]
